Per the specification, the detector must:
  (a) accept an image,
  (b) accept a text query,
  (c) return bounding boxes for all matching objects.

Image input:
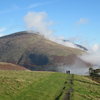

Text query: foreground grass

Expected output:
[73,75,100,100]
[0,70,100,100]
[0,70,68,100]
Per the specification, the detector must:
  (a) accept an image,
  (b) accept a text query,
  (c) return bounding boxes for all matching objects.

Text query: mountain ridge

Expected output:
[0,31,90,73]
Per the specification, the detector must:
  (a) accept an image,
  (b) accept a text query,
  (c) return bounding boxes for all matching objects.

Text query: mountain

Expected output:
[62,40,88,51]
[0,31,90,73]
[75,44,88,51]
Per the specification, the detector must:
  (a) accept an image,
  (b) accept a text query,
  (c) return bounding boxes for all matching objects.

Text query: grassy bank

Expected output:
[0,70,100,100]
[73,75,100,100]
[0,71,68,100]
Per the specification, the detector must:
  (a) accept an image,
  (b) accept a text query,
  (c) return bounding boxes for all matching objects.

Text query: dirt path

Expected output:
[55,74,74,100]
[63,74,74,100]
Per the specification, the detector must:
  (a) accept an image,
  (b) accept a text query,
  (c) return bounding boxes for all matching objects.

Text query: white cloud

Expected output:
[0,1,57,15]
[24,12,53,37]
[0,27,6,37]
[28,2,49,9]
[80,43,100,67]
[0,27,6,33]
[24,11,79,49]
[92,44,100,52]
[0,1,53,15]
[0,33,4,37]
[28,0,59,9]
[76,18,88,24]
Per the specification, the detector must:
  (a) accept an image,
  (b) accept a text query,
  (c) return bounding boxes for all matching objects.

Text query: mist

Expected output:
[41,58,90,75]
[79,44,100,69]
[57,65,89,75]
[24,12,53,37]
[24,11,100,75]
[24,11,79,49]
[57,58,90,75]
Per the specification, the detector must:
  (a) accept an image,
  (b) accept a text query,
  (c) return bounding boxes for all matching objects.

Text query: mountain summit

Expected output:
[0,31,90,73]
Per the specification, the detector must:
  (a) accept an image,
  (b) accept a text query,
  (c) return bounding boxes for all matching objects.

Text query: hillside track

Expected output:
[63,74,74,100]
[55,74,74,100]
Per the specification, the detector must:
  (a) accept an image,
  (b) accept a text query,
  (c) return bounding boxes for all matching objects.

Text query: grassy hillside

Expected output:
[0,62,27,70]
[73,75,100,100]
[0,71,99,100]
[0,71,67,100]
[0,31,88,71]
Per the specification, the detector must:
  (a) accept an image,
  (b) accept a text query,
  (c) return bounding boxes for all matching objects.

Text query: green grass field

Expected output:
[74,75,100,100]
[0,70,99,100]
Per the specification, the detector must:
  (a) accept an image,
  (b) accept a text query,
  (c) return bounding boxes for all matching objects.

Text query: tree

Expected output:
[89,67,94,76]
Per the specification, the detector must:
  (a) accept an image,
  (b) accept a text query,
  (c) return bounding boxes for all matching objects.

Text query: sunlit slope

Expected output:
[0,71,67,100]
[0,31,87,71]
[0,71,99,100]
[73,75,100,100]
[0,62,27,70]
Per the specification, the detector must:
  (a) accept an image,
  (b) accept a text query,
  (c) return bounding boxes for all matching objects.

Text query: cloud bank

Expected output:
[80,44,100,68]
[24,11,100,67]
[24,12,53,38]
[24,11,80,49]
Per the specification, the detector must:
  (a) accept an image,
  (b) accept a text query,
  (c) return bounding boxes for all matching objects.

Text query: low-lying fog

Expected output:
[24,11,100,75]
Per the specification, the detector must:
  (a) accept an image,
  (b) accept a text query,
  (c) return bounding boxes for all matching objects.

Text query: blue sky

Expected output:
[0,0,100,45]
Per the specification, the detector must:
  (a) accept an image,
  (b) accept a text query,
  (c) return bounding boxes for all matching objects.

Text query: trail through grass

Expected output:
[0,71,67,100]
[0,70,100,100]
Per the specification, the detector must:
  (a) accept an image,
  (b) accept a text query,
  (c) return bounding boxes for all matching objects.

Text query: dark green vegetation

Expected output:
[89,68,100,77]
[89,68,100,83]
[0,71,99,100]
[0,31,89,71]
